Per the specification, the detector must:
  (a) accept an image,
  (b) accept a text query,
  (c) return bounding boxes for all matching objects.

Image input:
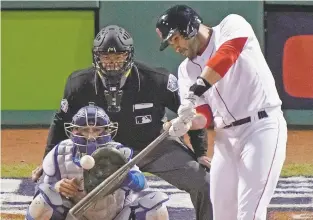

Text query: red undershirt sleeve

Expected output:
[206,37,248,77]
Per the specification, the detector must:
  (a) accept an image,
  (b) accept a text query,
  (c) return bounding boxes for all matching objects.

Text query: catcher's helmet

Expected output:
[64,103,118,156]
[156,5,202,51]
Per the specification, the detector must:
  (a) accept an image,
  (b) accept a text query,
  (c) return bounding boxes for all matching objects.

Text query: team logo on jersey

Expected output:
[60,99,68,113]
[135,115,152,124]
[167,74,178,92]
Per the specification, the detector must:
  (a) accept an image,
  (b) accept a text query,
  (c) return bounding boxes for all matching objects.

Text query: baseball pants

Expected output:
[210,109,287,220]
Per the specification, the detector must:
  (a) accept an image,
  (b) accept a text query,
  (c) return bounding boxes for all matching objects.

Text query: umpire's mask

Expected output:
[92,25,134,112]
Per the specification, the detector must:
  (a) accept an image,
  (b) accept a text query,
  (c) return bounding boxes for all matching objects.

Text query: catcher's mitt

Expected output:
[83,145,128,193]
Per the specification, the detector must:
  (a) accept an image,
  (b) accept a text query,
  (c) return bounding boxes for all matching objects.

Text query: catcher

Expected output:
[26,103,169,220]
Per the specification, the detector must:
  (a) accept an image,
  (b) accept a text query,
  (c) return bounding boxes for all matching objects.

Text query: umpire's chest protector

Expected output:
[92,71,166,150]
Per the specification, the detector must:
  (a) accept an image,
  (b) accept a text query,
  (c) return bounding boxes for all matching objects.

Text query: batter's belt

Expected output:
[223,110,268,129]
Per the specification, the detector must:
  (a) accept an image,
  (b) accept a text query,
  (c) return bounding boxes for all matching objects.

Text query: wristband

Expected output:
[189,77,212,97]
[122,171,145,192]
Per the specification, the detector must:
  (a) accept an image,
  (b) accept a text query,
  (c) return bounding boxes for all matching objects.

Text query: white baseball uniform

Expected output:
[178,14,287,220]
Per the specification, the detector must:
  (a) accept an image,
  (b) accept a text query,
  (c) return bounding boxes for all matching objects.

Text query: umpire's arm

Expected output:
[161,72,208,159]
[44,76,75,158]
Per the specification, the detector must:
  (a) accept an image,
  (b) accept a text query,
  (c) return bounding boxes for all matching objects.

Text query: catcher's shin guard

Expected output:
[135,192,169,220]
[26,183,71,220]
[26,193,53,220]
[116,191,169,220]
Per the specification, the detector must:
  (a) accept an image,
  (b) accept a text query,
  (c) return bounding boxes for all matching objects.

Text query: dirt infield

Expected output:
[2,129,312,165]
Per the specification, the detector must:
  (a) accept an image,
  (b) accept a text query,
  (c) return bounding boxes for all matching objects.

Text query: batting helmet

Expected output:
[156,5,202,51]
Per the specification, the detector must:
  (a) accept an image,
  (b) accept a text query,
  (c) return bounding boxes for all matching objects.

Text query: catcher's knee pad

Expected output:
[131,192,169,220]
[26,183,71,220]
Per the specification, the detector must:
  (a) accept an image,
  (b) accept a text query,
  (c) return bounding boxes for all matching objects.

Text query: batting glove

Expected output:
[168,117,192,137]
[178,92,197,124]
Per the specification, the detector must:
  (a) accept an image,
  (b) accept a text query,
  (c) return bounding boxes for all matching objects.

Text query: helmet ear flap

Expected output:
[186,16,202,39]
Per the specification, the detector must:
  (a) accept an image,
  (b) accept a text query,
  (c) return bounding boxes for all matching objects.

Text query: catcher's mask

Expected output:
[64,103,118,158]
[92,25,134,112]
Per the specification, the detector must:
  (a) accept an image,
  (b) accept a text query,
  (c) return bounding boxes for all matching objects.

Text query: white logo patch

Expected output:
[135,115,152,124]
[133,103,153,111]
[60,99,68,113]
[167,74,178,92]
[196,78,206,86]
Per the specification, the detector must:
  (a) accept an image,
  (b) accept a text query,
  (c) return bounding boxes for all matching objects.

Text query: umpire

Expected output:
[32,25,212,220]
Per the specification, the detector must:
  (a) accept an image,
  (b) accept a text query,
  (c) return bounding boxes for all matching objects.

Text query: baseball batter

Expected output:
[26,103,169,220]
[156,5,288,220]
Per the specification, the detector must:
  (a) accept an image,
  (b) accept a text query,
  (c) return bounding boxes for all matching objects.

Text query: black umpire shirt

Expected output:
[44,61,207,158]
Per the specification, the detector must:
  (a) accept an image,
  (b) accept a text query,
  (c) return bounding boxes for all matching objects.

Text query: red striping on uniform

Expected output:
[206,37,248,77]
[196,104,213,128]
[253,121,280,220]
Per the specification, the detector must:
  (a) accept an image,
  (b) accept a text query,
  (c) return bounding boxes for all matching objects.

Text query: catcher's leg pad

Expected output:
[84,146,128,193]
[26,183,71,220]
[115,192,169,220]
[136,192,169,220]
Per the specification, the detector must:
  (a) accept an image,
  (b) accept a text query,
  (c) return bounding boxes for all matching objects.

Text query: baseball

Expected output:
[80,155,95,170]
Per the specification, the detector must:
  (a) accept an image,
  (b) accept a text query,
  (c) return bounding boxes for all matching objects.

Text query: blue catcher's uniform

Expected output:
[26,104,169,220]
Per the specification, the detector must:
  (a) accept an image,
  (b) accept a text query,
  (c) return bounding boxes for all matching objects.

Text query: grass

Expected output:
[1,163,313,178]
[143,172,154,176]
[1,163,38,178]
[280,163,313,177]
[146,164,313,177]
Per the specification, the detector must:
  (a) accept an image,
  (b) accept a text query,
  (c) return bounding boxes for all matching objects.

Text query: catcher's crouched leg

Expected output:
[26,183,71,220]
[115,192,169,220]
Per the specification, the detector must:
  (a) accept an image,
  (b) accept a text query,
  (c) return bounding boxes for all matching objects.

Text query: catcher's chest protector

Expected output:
[43,140,86,200]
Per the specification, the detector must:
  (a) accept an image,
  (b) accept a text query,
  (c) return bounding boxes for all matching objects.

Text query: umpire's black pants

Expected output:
[136,136,213,220]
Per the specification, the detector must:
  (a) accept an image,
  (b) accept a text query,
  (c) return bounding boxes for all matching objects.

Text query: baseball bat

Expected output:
[66,129,169,220]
